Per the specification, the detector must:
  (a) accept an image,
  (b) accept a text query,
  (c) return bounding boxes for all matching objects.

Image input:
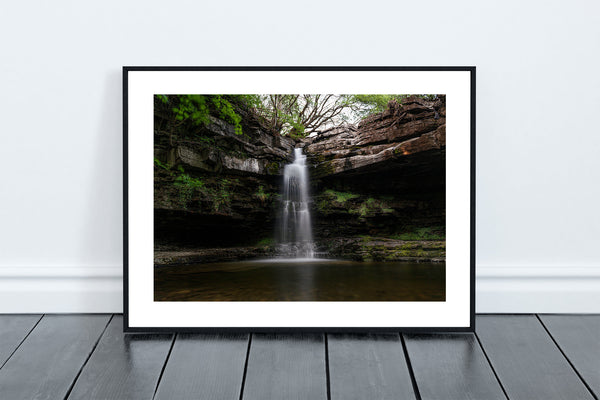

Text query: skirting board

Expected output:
[477,266,600,313]
[0,266,598,313]
[0,267,123,313]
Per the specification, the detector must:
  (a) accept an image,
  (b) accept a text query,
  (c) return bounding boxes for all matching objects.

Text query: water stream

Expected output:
[278,148,315,258]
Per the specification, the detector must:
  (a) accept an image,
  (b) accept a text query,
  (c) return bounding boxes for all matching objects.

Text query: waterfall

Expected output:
[278,148,315,258]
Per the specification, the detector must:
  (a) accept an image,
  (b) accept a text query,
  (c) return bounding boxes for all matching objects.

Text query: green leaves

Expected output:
[157,93,437,140]
[167,95,244,135]
[172,95,210,125]
[349,94,403,118]
[211,96,243,135]
[174,173,205,190]
[154,158,171,170]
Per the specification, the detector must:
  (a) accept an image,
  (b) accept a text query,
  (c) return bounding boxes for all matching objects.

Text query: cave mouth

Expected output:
[311,149,445,240]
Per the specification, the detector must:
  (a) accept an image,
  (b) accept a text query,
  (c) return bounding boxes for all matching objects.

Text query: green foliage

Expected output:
[211,96,243,135]
[170,95,244,135]
[266,162,280,175]
[351,95,402,116]
[353,202,370,217]
[196,136,216,145]
[212,178,233,212]
[318,191,396,218]
[174,174,205,189]
[317,199,331,214]
[287,120,306,139]
[170,170,237,213]
[156,93,440,144]
[350,94,438,119]
[154,158,170,170]
[349,198,375,217]
[323,189,359,203]
[256,237,274,246]
[391,226,445,241]
[348,197,396,218]
[173,95,210,125]
[253,94,357,137]
[254,185,271,202]
[257,93,439,136]
[173,173,205,207]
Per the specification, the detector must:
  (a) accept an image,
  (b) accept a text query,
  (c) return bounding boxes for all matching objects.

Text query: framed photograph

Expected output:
[123,67,475,332]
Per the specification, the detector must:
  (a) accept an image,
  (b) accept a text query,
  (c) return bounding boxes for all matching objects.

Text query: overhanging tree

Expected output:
[155,94,434,140]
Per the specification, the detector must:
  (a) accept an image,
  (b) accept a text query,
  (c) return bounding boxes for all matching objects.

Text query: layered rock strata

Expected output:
[154,96,446,263]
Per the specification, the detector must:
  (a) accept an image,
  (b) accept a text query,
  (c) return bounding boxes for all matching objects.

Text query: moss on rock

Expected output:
[266,161,280,175]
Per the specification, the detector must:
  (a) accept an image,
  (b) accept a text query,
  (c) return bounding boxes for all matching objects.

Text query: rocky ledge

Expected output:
[322,237,445,262]
[157,116,296,176]
[306,96,447,257]
[154,237,444,266]
[155,245,276,266]
[303,95,445,178]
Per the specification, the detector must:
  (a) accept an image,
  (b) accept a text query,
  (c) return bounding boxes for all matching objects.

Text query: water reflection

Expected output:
[154,260,445,302]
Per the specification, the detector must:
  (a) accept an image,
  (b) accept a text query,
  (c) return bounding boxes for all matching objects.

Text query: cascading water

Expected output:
[278,148,315,258]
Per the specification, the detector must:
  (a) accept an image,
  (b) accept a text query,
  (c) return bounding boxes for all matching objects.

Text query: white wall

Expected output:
[1,0,599,313]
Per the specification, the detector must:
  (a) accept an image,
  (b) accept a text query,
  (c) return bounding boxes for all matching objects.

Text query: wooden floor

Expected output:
[0,315,597,400]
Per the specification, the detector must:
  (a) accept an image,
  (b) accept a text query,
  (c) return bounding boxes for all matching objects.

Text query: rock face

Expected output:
[154,96,446,263]
[155,245,276,266]
[154,110,294,250]
[324,237,445,262]
[302,96,446,254]
[303,96,445,177]
[158,116,295,176]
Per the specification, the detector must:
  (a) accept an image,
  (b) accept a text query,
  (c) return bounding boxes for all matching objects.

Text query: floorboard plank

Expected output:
[0,314,41,368]
[0,314,111,400]
[154,333,249,400]
[242,333,327,400]
[404,333,506,400]
[66,315,173,400]
[539,314,600,398]
[328,333,416,400]
[476,315,595,400]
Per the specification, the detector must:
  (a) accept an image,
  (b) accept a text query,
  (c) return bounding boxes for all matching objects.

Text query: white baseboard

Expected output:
[0,266,598,313]
[476,266,600,313]
[0,267,123,313]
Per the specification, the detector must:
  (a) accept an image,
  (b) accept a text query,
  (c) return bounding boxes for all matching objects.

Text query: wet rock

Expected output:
[155,245,276,266]
[320,237,446,262]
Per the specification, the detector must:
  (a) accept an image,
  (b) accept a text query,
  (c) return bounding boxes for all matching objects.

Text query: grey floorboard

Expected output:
[154,333,249,400]
[539,314,600,398]
[476,315,595,400]
[0,314,41,368]
[404,333,506,400]
[242,333,327,400]
[0,314,111,400]
[328,333,416,400]
[66,315,173,400]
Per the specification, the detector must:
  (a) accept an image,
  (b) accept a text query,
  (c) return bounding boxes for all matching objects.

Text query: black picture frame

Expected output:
[123,66,475,333]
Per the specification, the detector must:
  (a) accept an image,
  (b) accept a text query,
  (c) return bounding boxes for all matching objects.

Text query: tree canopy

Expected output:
[156,94,435,139]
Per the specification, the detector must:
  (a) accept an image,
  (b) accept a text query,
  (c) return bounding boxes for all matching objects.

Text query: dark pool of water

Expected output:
[154,259,445,301]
